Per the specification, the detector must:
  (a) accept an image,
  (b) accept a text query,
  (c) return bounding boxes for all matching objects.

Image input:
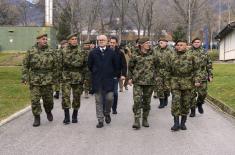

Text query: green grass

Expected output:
[0,52,25,66]
[0,66,30,121]
[208,64,235,111]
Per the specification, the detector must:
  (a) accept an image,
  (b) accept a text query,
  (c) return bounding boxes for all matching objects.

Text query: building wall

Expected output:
[219,30,235,60]
[0,27,57,52]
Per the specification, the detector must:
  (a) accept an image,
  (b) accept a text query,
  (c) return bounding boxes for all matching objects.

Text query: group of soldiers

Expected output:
[128,37,213,131]
[22,32,213,131]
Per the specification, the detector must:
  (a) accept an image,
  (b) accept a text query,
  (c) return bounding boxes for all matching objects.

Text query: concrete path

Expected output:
[0,87,235,155]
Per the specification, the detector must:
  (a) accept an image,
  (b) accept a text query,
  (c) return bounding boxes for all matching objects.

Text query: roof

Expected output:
[215,21,235,40]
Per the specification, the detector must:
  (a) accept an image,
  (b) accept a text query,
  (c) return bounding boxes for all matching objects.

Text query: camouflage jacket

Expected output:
[59,44,86,84]
[189,47,213,81]
[22,44,57,85]
[83,49,91,81]
[128,49,156,85]
[166,50,201,90]
[153,46,173,77]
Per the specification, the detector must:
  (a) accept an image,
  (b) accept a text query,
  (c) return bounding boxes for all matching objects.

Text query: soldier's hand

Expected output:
[208,76,213,82]
[22,80,27,85]
[195,82,201,87]
[128,79,133,86]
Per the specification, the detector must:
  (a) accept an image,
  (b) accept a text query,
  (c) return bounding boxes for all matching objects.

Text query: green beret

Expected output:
[36,33,47,39]
[191,37,201,43]
[67,33,78,40]
[158,37,168,42]
[175,39,188,45]
[83,40,91,45]
[138,37,150,44]
[60,40,68,45]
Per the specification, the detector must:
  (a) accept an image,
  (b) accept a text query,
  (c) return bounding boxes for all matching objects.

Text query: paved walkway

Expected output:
[0,87,235,155]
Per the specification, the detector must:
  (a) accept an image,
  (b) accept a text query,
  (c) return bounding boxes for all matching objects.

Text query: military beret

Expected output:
[158,37,168,42]
[60,40,68,45]
[138,37,150,44]
[67,33,78,40]
[83,40,91,45]
[175,39,188,45]
[36,33,47,39]
[191,37,201,43]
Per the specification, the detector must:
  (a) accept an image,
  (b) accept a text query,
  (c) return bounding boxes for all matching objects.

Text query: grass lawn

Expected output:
[0,52,25,66]
[208,63,235,111]
[0,66,30,121]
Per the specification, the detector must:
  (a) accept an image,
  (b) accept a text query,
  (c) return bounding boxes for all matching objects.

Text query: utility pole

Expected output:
[45,0,53,26]
[228,0,231,24]
[188,0,191,42]
[219,0,221,31]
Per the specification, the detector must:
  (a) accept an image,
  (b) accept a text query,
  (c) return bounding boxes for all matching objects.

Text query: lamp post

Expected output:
[188,0,191,42]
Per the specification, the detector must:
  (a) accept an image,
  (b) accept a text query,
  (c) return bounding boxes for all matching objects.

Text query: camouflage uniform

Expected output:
[60,44,86,110]
[189,47,213,109]
[153,46,172,104]
[22,44,57,116]
[128,49,156,120]
[167,49,201,117]
[83,47,92,96]
[53,48,63,98]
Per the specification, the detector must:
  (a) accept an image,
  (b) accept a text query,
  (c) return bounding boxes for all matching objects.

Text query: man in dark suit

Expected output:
[88,35,119,128]
[109,36,127,114]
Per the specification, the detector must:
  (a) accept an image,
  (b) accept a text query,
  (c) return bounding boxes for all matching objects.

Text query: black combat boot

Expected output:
[180,116,187,130]
[96,121,104,128]
[171,116,180,131]
[197,102,204,114]
[189,107,196,117]
[105,114,111,124]
[63,109,70,125]
[33,115,40,127]
[132,117,140,129]
[164,95,168,107]
[72,109,78,123]
[158,98,165,109]
[53,91,59,99]
[46,111,53,121]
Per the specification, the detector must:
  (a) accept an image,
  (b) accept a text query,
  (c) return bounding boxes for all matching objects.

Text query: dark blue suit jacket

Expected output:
[88,47,119,93]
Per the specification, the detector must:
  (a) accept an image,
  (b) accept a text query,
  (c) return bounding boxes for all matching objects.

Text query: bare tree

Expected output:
[0,0,19,25]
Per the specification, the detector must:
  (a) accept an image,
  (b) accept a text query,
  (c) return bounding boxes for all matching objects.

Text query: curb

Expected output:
[0,106,31,127]
[206,95,235,119]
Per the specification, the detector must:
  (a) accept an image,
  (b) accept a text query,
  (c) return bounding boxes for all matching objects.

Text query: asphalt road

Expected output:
[0,87,235,155]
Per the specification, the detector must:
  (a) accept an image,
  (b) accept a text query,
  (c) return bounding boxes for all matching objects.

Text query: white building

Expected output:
[215,21,235,61]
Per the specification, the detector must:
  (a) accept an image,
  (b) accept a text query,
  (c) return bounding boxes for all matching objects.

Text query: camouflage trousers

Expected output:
[171,89,192,117]
[61,83,83,110]
[83,79,91,93]
[29,85,54,116]
[155,77,170,99]
[53,83,61,92]
[133,85,154,119]
[190,81,208,108]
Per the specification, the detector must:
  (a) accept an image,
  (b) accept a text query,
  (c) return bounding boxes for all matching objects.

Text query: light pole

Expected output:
[188,0,191,42]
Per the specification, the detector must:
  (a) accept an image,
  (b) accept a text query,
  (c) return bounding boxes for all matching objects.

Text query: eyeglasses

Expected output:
[98,39,106,41]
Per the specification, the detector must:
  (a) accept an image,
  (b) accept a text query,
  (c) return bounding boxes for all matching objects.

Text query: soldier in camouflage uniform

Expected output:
[166,40,201,131]
[189,38,213,117]
[53,40,68,99]
[128,37,157,129]
[22,33,57,127]
[59,33,86,124]
[153,38,172,109]
[82,40,94,99]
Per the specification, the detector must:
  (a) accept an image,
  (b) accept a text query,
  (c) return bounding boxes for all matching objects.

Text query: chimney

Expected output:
[45,0,53,26]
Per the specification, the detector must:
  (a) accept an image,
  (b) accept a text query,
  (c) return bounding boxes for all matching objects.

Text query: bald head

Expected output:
[97,35,108,48]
